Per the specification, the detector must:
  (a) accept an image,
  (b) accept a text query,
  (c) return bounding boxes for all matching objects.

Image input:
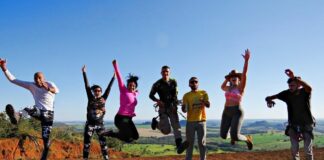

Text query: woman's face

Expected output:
[127,82,137,92]
[93,88,102,97]
[230,76,239,86]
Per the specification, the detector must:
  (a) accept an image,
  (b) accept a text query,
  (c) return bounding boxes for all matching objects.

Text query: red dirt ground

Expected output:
[1,138,324,160]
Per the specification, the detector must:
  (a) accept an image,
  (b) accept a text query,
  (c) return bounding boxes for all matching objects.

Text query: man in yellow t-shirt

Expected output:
[182,77,210,160]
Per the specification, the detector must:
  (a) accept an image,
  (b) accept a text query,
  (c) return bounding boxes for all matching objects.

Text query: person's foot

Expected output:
[246,135,253,150]
[177,140,189,154]
[151,117,158,130]
[23,106,37,115]
[5,104,19,125]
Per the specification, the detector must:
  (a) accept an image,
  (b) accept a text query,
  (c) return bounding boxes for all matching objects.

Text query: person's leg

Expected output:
[197,122,207,160]
[40,111,54,160]
[185,122,196,160]
[289,128,300,160]
[303,131,313,160]
[229,107,247,141]
[83,123,95,160]
[96,124,109,160]
[112,115,134,142]
[220,108,232,139]
[158,108,171,135]
[168,106,183,148]
[129,118,139,141]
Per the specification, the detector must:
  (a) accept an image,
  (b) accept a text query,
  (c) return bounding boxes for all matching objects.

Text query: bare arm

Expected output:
[239,49,250,93]
[221,79,229,91]
[285,69,312,93]
[297,78,312,93]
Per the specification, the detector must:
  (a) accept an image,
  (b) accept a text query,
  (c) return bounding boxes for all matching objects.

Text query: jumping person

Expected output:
[265,69,315,160]
[100,60,139,143]
[82,65,115,160]
[182,77,210,160]
[149,65,188,154]
[220,49,253,150]
[0,58,59,160]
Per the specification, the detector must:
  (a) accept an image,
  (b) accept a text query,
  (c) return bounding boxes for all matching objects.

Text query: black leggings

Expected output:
[83,123,109,160]
[110,114,139,143]
[220,106,247,141]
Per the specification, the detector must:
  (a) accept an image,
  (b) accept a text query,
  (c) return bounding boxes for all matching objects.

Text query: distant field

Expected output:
[61,120,324,157]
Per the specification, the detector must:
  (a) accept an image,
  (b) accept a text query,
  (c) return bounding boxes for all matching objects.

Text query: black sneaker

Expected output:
[177,140,189,154]
[151,117,158,130]
[5,104,18,125]
[246,135,253,150]
[23,107,37,115]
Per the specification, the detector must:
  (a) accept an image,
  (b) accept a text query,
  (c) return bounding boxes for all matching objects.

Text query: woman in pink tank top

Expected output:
[220,49,253,150]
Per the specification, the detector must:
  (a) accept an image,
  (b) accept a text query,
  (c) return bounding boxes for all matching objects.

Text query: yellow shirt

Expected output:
[182,90,209,122]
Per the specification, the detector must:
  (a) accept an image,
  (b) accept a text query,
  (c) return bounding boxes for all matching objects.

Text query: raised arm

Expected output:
[239,49,250,93]
[285,69,312,93]
[298,78,312,93]
[102,73,115,100]
[0,59,32,90]
[82,65,92,98]
[221,79,230,91]
[112,59,125,91]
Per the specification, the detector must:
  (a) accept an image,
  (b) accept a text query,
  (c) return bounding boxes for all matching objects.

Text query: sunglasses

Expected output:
[94,89,102,92]
[190,80,198,84]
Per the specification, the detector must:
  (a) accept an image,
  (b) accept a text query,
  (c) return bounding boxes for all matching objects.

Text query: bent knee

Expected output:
[160,127,171,135]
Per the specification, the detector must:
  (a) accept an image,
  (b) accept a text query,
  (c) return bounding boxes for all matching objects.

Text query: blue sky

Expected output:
[0,0,323,121]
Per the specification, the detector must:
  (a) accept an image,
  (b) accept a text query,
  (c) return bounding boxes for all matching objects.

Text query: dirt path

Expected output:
[1,138,323,160]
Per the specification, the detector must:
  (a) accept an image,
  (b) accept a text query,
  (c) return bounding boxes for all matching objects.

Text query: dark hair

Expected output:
[161,65,170,70]
[189,77,198,83]
[287,76,301,84]
[91,85,102,91]
[127,73,139,88]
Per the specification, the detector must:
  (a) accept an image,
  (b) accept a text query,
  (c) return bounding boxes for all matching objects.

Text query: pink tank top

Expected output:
[225,88,242,103]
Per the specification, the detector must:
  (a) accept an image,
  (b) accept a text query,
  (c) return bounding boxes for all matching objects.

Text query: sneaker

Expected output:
[177,140,189,154]
[5,104,19,125]
[23,106,37,115]
[151,117,158,130]
[246,135,253,150]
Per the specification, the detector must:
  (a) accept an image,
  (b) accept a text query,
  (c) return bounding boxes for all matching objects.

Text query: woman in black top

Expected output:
[82,65,115,160]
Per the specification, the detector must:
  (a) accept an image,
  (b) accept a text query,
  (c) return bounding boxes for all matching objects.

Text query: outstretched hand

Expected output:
[112,59,117,65]
[265,97,275,108]
[82,65,86,72]
[242,49,250,61]
[285,69,294,78]
[0,58,7,71]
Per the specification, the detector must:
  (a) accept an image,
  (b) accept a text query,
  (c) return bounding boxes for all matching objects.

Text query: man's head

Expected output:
[161,65,170,80]
[287,77,300,92]
[91,85,102,97]
[34,72,45,87]
[189,77,199,91]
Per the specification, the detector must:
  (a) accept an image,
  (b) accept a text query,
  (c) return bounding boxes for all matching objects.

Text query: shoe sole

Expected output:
[5,104,18,125]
